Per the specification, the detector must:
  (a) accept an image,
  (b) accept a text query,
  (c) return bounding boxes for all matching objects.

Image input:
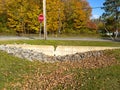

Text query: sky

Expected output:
[87,0,105,19]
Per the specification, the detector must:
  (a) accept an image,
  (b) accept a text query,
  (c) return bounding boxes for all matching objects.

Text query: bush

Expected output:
[0,27,16,35]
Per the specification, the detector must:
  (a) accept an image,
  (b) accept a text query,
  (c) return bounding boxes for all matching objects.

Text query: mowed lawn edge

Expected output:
[0,39,120,47]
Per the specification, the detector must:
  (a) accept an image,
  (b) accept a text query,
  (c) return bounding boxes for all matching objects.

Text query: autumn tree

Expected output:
[73,0,91,29]
[87,21,97,30]
[46,0,65,34]
[61,0,91,33]
[7,0,41,34]
[0,0,92,35]
[0,0,9,32]
[4,0,65,35]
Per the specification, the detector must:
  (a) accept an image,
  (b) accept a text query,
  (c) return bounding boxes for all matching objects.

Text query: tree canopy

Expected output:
[102,0,120,32]
[0,0,92,34]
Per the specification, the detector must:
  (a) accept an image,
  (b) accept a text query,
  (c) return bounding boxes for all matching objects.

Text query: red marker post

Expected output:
[38,14,44,37]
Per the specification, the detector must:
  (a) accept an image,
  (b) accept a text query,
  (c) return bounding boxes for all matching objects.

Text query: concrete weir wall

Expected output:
[5,44,55,56]
[0,44,120,56]
[55,46,120,56]
[0,44,120,62]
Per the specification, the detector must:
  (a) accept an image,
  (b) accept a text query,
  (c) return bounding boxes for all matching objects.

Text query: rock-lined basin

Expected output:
[0,44,120,62]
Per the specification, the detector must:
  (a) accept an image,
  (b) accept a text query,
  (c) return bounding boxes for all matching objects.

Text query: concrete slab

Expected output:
[55,46,120,56]
[6,44,54,56]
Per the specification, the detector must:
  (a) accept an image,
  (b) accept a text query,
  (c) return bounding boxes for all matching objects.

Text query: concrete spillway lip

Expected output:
[0,44,120,56]
[55,46,120,56]
[2,44,54,56]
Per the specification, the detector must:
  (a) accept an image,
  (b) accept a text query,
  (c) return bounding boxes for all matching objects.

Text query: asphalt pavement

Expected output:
[0,36,119,42]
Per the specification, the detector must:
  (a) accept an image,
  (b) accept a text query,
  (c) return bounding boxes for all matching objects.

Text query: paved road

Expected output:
[0,36,119,42]
[0,36,30,40]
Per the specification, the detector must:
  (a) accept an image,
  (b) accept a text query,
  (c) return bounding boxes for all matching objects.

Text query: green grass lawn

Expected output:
[0,39,120,47]
[0,40,120,89]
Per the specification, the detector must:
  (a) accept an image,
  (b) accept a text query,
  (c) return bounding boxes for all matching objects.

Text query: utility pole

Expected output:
[43,0,47,40]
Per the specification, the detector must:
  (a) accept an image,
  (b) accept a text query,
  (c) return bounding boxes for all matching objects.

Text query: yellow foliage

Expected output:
[0,0,92,33]
[47,0,65,33]
[6,0,42,33]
